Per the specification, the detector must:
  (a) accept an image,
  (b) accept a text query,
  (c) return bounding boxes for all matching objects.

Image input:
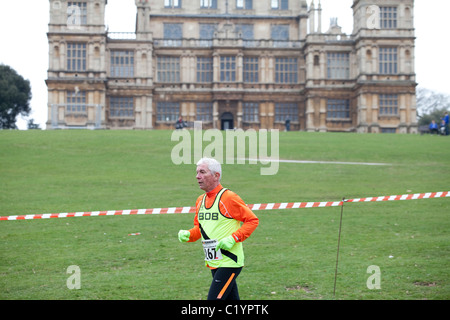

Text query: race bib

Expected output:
[202,239,223,261]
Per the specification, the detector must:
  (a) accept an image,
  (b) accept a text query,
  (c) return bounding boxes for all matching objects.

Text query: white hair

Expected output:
[196,157,222,181]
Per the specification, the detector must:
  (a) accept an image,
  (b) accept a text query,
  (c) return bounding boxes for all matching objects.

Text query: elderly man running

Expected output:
[178,157,259,300]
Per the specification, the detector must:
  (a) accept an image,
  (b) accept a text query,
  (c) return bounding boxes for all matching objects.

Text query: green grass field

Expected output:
[0,130,449,300]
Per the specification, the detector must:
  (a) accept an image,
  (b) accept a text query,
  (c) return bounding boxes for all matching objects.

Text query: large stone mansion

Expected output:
[46,0,417,133]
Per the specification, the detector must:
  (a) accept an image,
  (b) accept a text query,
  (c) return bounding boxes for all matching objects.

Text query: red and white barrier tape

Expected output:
[1,191,448,221]
[345,191,449,203]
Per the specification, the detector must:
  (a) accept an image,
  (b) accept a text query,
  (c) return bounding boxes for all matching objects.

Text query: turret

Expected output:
[135,0,151,40]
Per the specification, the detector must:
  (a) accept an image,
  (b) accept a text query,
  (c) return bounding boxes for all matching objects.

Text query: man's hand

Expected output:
[178,230,190,243]
[215,235,236,251]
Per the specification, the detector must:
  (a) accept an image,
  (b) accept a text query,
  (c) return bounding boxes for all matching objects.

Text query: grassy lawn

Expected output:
[0,130,449,300]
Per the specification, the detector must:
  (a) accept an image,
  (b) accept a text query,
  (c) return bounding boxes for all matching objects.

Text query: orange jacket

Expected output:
[188,184,259,243]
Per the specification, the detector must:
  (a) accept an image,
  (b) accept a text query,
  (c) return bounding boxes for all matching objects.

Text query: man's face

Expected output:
[196,163,220,192]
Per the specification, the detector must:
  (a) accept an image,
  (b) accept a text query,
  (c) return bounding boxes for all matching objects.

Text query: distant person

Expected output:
[175,116,186,130]
[285,118,291,132]
[442,112,449,135]
[429,120,439,134]
[440,120,447,135]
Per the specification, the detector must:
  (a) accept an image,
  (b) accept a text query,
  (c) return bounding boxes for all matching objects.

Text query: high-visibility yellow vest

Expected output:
[198,188,244,268]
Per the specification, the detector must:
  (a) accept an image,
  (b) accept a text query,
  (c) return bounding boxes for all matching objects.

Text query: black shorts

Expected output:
[207,267,242,300]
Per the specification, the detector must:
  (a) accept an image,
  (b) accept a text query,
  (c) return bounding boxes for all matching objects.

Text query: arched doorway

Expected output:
[221,112,234,130]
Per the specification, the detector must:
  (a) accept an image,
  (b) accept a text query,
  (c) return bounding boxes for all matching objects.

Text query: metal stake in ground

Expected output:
[333,198,345,297]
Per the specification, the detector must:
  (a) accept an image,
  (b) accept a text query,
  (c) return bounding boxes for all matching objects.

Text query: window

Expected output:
[110,51,134,77]
[327,99,350,119]
[196,102,213,122]
[380,7,397,29]
[243,102,259,122]
[157,102,179,122]
[67,43,86,71]
[220,56,236,82]
[157,56,180,82]
[163,23,183,46]
[275,58,298,83]
[197,57,213,82]
[381,128,397,133]
[379,47,398,74]
[200,0,217,9]
[199,24,216,46]
[379,94,398,116]
[67,2,87,26]
[271,25,289,40]
[66,90,86,113]
[110,97,134,118]
[199,24,216,39]
[244,57,259,83]
[271,25,289,47]
[164,23,183,47]
[236,0,252,9]
[327,52,350,79]
[164,23,183,39]
[236,24,254,40]
[164,0,181,8]
[275,103,298,122]
[271,0,288,10]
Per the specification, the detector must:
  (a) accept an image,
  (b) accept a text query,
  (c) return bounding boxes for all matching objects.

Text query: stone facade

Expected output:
[46,0,417,133]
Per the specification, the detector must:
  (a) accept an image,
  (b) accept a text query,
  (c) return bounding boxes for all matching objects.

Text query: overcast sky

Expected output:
[0,0,449,129]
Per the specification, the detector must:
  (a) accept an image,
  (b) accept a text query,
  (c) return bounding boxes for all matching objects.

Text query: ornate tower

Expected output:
[352,0,416,133]
[46,0,108,129]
